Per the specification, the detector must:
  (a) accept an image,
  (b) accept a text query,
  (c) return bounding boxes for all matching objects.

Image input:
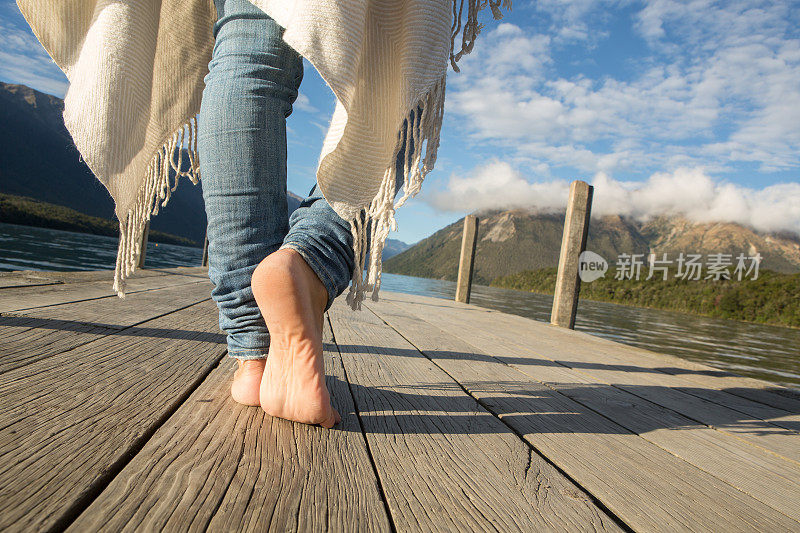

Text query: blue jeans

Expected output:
[199,0,356,360]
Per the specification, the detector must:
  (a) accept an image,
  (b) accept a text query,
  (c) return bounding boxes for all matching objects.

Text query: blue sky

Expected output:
[3,1,800,242]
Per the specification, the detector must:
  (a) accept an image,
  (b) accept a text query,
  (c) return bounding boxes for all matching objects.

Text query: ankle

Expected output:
[236,359,266,374]
[253,248,329,314]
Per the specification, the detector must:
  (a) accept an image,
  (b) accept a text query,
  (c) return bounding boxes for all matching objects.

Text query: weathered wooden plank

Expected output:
[0,300,226,532]
[0,266,205,292]
[0,267,209,313]
[498,308,800,418]
[363,298,799,531]
[14,279,212,327]
[380,291,800,420]
[0,316,115,373]
[0,281,213,373]
[69,321,391,532]
[544,356,800,462]
[0,269,120,287]
[396,296,800,461]
[0,275,61,289]
[385,294,800,461]
[329,301,623,533]
[382,288,787,381]
[368,299,800,523]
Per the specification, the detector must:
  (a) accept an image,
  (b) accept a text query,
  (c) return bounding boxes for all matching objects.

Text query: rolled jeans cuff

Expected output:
[227,348,270,360]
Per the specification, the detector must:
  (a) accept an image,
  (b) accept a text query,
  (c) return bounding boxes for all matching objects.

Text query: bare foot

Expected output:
[251,248,340,428]
[231,359,265,406]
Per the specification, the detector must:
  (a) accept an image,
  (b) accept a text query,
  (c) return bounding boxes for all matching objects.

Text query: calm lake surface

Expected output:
[0,222,202,271]
[2,222,799,391]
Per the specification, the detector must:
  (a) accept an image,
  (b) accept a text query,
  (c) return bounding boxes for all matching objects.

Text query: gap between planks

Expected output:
[368,302,797,530]
[67,317,391,532]
[375,296,800,461]
[0,299,227,532]
[0,268,210,314]
[0,281,214,375]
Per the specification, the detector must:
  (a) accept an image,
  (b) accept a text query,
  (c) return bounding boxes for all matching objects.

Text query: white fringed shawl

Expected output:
[17,0,509,309]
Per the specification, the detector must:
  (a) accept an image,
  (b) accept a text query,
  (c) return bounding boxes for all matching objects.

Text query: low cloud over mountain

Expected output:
[427,161,800,236]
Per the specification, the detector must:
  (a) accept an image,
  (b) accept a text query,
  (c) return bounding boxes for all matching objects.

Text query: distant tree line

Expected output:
[0,193,199,247]
[492,267,800,329]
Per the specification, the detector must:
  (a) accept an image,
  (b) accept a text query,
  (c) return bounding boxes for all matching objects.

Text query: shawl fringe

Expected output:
[112,117,200,296]
[344,0,510,310]
[450,0,512,71]
[345,76,446,310]
[111,0,510,307]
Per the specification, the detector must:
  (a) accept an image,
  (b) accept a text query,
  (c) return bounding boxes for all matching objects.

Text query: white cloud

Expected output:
[0,18,68,97]
[427,162,800,234]
[294,92,319,114]
[446,2,800,176]
[427,160,570,212]
[531,0,622,44]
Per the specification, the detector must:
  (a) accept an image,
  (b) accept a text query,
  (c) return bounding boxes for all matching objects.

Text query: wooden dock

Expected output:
[1,266,799,532]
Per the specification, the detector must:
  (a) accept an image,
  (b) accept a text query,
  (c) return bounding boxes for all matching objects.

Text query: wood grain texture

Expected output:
[551,180,592,329]
[0,277,62,289]
[381,292,800,413]
[329,301,622,533]
[494,309,800,425]
[389,295,800,464]
[0,281,213,373]
[455,214,478,304]
[367,298,800,524]
[15,279,212,325]
[0,315,115,373]
[0,266,205,286]
[4,271,796,532]
[0,267,209,313]
[0,300,226,532]
[379,292,800,429]
[69,320,391,532]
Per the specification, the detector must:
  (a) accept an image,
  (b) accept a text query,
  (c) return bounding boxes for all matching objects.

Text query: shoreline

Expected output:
[0,193,201,248]
[491,280,800,331]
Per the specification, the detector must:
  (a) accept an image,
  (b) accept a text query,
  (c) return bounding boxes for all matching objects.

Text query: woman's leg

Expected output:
[252,122,411,428]
[200,0,412,425]
[198,0,302,403]
[276,111,416,311]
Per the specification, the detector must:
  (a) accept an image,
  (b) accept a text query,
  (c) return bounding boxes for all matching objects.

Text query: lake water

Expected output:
[0,222,202,272]
[2,222,799,391]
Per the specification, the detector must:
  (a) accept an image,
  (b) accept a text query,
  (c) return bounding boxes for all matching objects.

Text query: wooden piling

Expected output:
[201,233,209,267]
[455,215,479,304]
[137,221,150,270]
[551,180,593,329]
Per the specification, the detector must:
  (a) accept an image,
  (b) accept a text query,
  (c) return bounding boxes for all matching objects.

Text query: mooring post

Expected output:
[455,214,479,304]
[201,232,209,267]
[137,221,150,270]
[551,180,593,329]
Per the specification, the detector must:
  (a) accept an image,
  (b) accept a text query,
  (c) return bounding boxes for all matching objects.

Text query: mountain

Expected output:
[0,82,303,246]
[638,215,800,273]
[383,209,800,284]
[0,83,110,217]
[382,238,411,259]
